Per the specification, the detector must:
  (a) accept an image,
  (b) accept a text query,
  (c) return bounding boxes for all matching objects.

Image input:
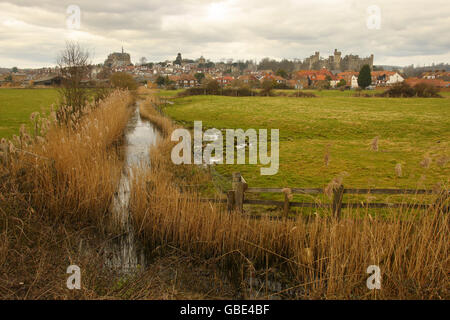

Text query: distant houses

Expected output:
[168,74,197,88]
[33,75,62,86]
[216,76,234,86]
[1,49,447,90]
[336,71,359,88]
[371,71,404,86]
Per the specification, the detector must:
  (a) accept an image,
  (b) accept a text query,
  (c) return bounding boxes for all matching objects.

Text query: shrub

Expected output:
[413,83,441,98]
[222,87,254,97]
[205,79,220,94]
[260,79,275,96]
[273,82,290,89]
[179,81,256,98]
[110,72,138,90]
[289,91,316,98]
[378,82,442,98]
[378,83,415,97]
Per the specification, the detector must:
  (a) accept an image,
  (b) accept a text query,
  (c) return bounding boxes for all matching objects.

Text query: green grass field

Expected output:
[164,92,449,197]
[156,89,184,97]
[0,88,58,138]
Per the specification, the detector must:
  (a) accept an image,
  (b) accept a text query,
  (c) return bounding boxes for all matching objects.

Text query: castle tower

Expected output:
[333,49,342,69]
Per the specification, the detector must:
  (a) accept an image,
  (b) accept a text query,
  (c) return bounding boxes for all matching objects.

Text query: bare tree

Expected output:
[139,56,147,66]
[57,41,90,123]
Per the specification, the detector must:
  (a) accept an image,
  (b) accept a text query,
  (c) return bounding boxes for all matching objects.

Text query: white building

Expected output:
[351,75,359,88]
[386,72,404,85]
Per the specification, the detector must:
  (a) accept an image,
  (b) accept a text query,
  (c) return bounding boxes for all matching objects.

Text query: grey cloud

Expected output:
[0,0,448,67]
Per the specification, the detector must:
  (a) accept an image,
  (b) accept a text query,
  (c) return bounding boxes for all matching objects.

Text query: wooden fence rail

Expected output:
[224,172,449,218]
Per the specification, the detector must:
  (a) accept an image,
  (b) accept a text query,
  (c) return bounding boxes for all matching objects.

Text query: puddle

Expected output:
[105,101,160,274]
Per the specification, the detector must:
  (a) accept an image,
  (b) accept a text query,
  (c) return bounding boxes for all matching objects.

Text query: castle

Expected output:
[296,49,374,72]
[104,47,132,68]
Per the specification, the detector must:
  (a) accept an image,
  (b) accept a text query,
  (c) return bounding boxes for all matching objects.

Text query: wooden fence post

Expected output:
[227,190,235,213]
[232,172,245,213]
[332,185,344,218]
[283,193,290,219]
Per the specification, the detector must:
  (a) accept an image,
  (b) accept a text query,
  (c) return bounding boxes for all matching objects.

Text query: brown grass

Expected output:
[129,95,449,299]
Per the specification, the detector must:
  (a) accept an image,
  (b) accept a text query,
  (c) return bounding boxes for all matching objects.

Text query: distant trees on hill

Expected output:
[258,58,296,73]
[403,63,450,77]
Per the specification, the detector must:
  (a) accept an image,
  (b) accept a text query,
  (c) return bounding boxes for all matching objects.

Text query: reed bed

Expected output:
[1,90,133,225]
[0,90,236,299]
[130,96,449,299]
[139,95,173,135]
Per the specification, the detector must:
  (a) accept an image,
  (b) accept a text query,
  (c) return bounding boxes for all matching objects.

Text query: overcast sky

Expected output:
[0,0,449,68]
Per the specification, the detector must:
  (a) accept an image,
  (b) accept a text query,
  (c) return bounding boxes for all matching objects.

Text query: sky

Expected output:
[0,0,449,68]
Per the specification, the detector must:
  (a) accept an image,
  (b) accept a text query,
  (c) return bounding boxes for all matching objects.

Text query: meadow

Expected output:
[0,88,59,138]
[163,92,449,197]
[0,87,448,299]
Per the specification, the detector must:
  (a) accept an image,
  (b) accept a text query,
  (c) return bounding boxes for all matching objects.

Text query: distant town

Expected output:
[1,48,449,90]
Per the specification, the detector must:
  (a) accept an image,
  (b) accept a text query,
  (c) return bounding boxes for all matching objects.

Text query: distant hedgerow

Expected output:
[377,82,442,98]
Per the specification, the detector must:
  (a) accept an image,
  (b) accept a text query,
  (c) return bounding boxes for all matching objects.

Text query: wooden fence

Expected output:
[224,172,449,218]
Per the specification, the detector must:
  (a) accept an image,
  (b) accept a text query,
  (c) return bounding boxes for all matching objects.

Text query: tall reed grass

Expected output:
[0,90,137,299]
[1,90,133,226]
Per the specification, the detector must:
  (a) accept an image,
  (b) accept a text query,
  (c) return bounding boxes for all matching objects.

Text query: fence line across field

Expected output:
[196,172,448,219]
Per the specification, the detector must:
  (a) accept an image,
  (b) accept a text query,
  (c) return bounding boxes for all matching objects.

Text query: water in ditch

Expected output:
[105,101,160,274]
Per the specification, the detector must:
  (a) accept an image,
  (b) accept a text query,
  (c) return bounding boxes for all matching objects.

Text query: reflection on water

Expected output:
[105,102,160,274]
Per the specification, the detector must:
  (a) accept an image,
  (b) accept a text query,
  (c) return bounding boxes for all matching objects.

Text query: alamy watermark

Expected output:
[366,5,381,30]
[171,121,279,175]
[366,265,381,290]
[66,5,81,30]
[66,265,81,290]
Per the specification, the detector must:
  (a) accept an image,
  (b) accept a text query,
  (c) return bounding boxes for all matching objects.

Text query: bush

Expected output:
[179,85,255,98]
[205,79,220,94]
[378,82,442,98]
[273,82,290,90]
[289,91,316,98]
[260,79,275,96]
[413,83,441,98]
[222,87,254,97]
[110,72,138,90]
[378,83,415,97]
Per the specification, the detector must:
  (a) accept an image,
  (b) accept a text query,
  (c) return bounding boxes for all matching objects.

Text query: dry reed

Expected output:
[2,90,133,225]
